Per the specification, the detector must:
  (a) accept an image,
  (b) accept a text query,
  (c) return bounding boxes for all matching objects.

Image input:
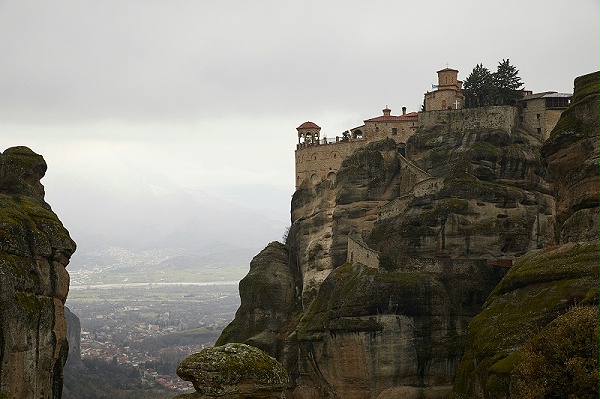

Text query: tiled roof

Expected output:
[364,112,418,123]
[297,121,320,130]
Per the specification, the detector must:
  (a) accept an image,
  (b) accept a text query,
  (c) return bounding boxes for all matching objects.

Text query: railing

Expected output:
[297,135,363,149]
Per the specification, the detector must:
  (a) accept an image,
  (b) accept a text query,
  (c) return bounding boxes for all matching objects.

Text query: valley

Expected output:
[64,283,241,396]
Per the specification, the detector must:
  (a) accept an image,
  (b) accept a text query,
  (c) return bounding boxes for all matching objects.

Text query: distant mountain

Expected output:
[43,159,289,283]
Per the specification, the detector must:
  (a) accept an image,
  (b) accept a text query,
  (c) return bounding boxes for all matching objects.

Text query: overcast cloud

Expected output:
[1,0,598,220]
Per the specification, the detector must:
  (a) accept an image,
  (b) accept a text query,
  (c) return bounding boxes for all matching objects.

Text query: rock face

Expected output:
[176,343,289,399]
[64,307,83,370]
[293,262,504,399]
[450,71,599,398]
[219,73,600,398]
[541,71,599,243]
[216,72,598,398]
[216,242,301,357]
[0,147,76,399]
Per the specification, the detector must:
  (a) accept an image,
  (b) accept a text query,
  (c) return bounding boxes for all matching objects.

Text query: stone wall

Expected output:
[424,88,464,111]
[347,231,380,269]
[295,139,365,188]
[520,98,564,141]
[418,105,518,133]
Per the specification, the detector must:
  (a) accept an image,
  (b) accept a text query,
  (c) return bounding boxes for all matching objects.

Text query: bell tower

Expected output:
[296,121,321,148]
[424,67,465,111]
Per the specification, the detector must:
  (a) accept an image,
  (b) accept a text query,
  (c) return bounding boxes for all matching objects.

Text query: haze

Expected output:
[0,1,598,266]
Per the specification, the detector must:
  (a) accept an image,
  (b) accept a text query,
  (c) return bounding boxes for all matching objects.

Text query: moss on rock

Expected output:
[177,343,289,397]
[450,242,599,398]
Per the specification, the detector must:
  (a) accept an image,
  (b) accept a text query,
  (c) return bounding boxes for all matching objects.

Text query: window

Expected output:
[391,128,397,135]
[545,97,571,109]
[537,128,541,135]
[536,114,540,120]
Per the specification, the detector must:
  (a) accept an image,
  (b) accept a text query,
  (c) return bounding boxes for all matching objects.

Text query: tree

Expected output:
[512,306,599,398]
[493,59,523,105]
[462,64,494,108]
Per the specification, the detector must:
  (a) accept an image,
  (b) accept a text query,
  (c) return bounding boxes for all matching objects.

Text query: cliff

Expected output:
[0,147,76,399]
[450,71,599,398]
[215,72,598,398]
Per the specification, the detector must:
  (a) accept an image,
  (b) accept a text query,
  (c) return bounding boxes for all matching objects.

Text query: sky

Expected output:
[1,0,598,229]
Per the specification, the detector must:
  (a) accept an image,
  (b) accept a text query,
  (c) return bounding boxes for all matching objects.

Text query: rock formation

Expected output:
[216,242,302,357]
[176,343,289,398]
[450,71,599,398]
[0,147,76,399]
[219,92,568,398]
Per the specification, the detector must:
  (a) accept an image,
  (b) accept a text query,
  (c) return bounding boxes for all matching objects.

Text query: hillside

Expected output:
[214,71,599,398]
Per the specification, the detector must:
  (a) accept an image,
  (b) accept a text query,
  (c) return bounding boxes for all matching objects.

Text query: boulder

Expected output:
[176,343,289,399]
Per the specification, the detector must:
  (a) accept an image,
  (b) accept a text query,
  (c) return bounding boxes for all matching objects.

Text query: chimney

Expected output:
[383,106,391,116]
[402,106,406,115]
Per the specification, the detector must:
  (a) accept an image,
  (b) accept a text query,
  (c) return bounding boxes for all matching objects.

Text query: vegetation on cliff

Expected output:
[214,71,598,399]
[0,146,77,399]
[450,243,599,399]
[176,343,289,397]
[463,59,524,107]
[512,305,598,398]
[450,71,599,398]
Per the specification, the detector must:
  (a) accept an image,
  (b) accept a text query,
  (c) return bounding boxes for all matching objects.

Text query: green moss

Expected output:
[420,198,470,222]
[551,110,585,135]
[469,140,501,159]
[178,343,288,386]
[374,271,422,285]
[571,71,599,105]
[0,391,9,399]
[581,286,599,305]
[452,242,599,398]
[328,317,382,332]
[14,291,43,315]
[489,351,521,374]
[491,242,598,296]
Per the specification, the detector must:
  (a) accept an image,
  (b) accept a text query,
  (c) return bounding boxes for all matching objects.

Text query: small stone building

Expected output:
[518,91,572,141]
[353,106,418,144]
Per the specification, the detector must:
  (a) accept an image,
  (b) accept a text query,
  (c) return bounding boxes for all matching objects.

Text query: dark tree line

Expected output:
[462,59,524,108]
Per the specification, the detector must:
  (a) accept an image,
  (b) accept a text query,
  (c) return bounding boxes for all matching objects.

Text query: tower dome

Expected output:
[296,121,321,146]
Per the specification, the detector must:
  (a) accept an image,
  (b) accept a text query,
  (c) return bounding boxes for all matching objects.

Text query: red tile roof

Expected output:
[297,121,320,130]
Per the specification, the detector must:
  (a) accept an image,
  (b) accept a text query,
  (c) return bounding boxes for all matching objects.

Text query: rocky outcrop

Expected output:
[64,307,83,370]
[293,262,503,398]
[450,242,598,399]
[176,343,289,399]
[541,71,599,243]
[216,72,598,398]
[221,122,549,397]
[450,71,599,398]
[0,147,76,399]
[289,139,431,308]
[373,119,554,261]
[215,242,302,365]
